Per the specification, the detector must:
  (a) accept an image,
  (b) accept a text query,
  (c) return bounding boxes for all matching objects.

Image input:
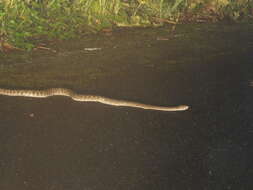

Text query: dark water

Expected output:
[0,24,253,190]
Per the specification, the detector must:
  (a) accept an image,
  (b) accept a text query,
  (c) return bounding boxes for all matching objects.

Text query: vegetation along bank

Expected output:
[0,0,252,50]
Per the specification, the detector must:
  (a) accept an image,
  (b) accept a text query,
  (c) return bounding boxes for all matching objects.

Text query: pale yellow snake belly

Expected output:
[0,88,189,111]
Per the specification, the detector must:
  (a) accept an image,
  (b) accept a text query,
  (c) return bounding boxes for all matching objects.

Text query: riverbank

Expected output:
[0,0,252,50]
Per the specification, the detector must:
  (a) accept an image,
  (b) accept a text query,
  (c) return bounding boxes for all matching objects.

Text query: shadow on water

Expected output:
[0,23,253,190]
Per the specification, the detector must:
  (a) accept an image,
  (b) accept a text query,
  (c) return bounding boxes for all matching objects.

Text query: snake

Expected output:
[0,88,189,111]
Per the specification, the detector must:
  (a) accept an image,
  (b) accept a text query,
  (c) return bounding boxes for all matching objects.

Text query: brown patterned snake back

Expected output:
[0,88,189,111]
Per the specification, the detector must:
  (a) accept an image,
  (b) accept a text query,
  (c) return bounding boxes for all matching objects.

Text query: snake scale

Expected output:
[0,88,189,111]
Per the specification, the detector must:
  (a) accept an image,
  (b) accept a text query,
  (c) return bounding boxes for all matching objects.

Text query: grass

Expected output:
[0,0,252,50]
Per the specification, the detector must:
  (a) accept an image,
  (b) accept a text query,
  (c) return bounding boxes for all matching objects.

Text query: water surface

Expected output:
[0,23,253,190]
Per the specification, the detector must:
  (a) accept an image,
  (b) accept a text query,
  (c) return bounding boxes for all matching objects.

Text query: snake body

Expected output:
[0,88,189,111]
